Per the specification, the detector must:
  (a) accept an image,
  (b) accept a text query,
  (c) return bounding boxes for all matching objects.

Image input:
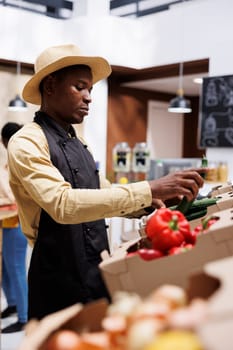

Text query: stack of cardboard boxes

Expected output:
[18,183,233,350]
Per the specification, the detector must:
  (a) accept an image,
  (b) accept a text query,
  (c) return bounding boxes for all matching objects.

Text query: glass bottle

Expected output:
[132,142,150,173]
[205,161,218,182]
[113,142,131,172]
[112,142,131,183]
[218,162,228,182]
[132,142,150,181]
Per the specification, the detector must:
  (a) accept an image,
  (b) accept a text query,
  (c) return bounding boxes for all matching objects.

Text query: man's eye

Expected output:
[75,85,84,91]
[75,85,92,94]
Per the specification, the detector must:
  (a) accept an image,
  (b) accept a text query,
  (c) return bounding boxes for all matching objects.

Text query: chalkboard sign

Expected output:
[199,74,233,147]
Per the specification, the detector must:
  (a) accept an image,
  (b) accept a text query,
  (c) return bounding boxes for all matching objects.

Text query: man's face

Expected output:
[43,65,93,127]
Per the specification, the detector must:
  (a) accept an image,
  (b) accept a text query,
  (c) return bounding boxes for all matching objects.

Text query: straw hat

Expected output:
[22,44,112,105]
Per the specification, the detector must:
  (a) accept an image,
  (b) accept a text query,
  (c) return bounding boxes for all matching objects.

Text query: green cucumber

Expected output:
[186,197,218,210]
[170,197,218,213]
[186,208,208,221]
[172,156,209,214]
[175,196,194,214]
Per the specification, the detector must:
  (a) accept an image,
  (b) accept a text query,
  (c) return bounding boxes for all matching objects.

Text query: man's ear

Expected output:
[43,75,56,96]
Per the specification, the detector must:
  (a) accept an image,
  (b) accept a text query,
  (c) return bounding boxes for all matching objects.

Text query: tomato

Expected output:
[127,249,164,261]
[192,215,219,236]
[168,244,193,255]
[138,248,164,260]
[192,224,203,237]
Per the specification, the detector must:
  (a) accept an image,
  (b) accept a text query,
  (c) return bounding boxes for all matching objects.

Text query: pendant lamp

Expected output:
[8,94,27,111]
[168,0,191,114]
[168,61,191,113]
[8,61,28,112]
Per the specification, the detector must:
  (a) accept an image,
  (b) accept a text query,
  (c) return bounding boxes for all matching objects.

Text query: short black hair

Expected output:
[1,122,23,141]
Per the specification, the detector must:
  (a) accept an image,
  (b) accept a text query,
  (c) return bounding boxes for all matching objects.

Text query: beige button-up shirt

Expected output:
[7,122,152,246]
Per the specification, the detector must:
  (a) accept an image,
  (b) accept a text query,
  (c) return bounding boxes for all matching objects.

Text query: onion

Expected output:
[40,330,82,350]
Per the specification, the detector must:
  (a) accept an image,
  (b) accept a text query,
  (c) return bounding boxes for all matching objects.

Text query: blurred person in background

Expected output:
[0,122,28,333]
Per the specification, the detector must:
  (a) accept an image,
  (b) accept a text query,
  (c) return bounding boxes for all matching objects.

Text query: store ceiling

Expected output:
[122,72,208,96]
[1,0,206,97]
[110,0,196,18]
[0,0,73,19]
[0,0,196,19]
[111,59,209,97]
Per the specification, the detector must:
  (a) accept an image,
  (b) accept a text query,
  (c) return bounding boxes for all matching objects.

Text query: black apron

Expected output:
[28,111,110,320]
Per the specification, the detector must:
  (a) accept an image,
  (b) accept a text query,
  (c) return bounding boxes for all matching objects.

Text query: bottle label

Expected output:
[113,151,131,172]
[132,151,150,173]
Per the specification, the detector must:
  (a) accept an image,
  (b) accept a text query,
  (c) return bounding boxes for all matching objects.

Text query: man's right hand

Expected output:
[148,167,208,207]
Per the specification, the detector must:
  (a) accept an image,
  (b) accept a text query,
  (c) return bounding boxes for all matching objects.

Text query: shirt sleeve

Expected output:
[0,165,15,204]
[8,124,153,226]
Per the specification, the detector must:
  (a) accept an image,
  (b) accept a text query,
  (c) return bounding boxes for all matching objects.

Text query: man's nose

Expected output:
[83,90,92,102]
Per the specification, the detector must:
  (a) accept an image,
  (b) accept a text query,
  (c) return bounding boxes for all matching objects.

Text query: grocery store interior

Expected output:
[1,0,233,349]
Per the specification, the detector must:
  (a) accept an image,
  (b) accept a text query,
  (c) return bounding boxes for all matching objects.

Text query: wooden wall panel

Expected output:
[106,86,148,180]
[107,58,209,178]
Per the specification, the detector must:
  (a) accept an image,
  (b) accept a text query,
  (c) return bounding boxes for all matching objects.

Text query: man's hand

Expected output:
[148,168,208,205]
[152,199,166,209]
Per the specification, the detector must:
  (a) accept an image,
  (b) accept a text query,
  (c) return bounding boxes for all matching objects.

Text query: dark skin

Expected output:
[39,64,208,208]
[40,65,93,131]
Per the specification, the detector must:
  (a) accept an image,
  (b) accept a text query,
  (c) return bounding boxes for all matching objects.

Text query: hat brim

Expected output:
[22,55,112,105]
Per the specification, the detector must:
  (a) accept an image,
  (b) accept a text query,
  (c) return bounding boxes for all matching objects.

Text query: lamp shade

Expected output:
[168,95,192,113]
[8,94,28,112]
[168,87,192,114]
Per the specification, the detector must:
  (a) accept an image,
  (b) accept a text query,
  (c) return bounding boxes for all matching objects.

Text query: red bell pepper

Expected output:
[145,208,192,252]
[127,248,164,261]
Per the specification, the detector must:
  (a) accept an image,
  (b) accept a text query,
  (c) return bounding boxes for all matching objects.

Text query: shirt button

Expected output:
[74,168,79,174]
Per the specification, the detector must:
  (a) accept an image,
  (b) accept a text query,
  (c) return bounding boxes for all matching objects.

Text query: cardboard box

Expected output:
[209,182,233,196]
[99,207,233,299]
[18,253,233,350]
[189,189,233,229]
[191,256,233,350]
[18,299,108,350]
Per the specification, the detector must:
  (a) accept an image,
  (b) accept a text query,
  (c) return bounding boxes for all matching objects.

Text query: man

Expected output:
[7,44,206,320]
